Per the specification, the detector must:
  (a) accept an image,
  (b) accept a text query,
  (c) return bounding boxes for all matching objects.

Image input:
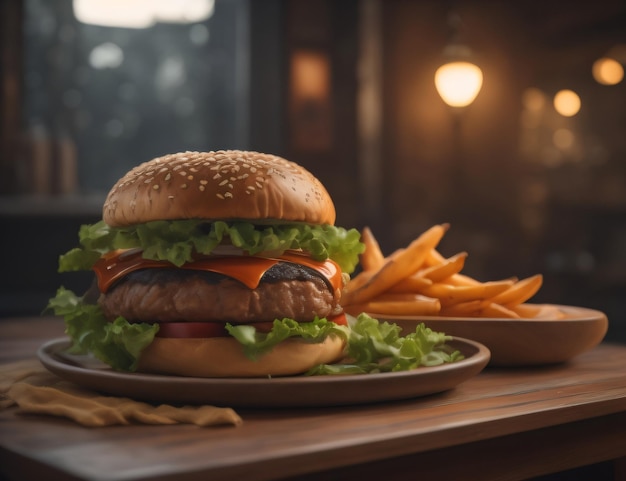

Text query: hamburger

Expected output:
[48,150,365,377]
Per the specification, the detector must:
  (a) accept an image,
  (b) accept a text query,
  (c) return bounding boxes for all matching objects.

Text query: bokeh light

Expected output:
[553,89,581,117]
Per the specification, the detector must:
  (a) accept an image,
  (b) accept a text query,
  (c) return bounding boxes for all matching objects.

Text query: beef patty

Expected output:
[98,262,342,324]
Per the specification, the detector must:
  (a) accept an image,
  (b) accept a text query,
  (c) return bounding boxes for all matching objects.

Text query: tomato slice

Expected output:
[156,321,276,338]
[328,313,348,326]
[155,313,347,339]
[156,322,229,338]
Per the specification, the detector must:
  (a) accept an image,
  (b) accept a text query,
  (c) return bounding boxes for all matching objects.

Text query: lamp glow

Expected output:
[435,61,483,107]
[592,57,624,85]
[553,89,581,117]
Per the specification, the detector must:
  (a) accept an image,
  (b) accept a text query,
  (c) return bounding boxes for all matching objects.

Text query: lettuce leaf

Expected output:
[58,219,364,274]
[225,318,350,360]
[306,313,464,375]
[47,287,158,371]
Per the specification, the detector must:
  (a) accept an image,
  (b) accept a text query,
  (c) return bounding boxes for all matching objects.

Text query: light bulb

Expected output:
[435,61,483,107]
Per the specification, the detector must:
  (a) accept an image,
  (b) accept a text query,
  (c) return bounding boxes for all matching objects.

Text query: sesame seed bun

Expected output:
[137,334,346,377]
[103,150,336,227]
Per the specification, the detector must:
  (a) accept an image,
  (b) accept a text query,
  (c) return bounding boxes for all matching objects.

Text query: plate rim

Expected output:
[37,336,490,407]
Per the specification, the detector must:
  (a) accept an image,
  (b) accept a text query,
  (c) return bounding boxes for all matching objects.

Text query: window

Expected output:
[20,0,250,195]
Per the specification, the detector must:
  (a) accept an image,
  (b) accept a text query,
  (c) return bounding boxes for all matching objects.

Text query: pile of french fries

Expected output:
[342,224,555,319]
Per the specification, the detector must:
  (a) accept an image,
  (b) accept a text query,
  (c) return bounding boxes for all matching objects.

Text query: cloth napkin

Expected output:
[0,359,242,427]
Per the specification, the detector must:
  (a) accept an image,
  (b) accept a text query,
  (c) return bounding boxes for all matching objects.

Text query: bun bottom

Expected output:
[136,335,346,378]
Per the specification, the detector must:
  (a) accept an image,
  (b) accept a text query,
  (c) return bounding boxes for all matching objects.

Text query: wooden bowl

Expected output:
[374,304,608,367]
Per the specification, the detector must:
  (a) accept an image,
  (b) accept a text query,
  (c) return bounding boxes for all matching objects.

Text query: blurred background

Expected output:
[1,0,625,343]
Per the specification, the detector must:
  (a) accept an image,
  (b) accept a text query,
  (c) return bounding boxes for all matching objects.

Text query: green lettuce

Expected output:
[47,287,158,371]
[58,219,364,274]
[307,313,464,375]
[225,318,350,360]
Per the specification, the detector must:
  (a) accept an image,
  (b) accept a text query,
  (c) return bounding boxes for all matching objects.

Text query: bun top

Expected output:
[103,150,336,227]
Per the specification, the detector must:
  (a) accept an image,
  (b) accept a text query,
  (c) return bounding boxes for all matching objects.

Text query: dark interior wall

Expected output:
[0,0,23,194]
[281,0,361,230]
[379,1,536,272]
[0,212,99,316]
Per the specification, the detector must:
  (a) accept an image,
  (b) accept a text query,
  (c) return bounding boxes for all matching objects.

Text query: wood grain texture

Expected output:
[1,317,626,481]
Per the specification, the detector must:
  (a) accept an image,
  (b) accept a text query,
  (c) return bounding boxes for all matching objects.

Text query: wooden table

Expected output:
[1,316,626,481]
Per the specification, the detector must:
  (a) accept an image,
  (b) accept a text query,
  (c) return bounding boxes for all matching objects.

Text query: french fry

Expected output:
[419,280,514,306]
[344,295,441,317]
[424,249,446,266]
[442,273,483,287]
[387,274,433,293]
[425,250,481,286]
[417,252,467,283]
[341,224,448,306]
[440,300,520,318]
[439,300,486,317]
[490,274,543,307]
[512,303,564,320]
[344,223,546,319]
[372,292,437,303]
[475,302,520,319]
[343,269,374,293]
[359,226,386,271]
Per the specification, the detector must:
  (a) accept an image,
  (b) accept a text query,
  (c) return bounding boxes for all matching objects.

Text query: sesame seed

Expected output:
[219,179,228,186]
[199,185,205,191]
[224,192,233,198]
[200,180,208,185]
[153,184,160,190]
[216,193,225,199]
[188,175,194,180]
[181,183,188,189]
[164,173,171,181]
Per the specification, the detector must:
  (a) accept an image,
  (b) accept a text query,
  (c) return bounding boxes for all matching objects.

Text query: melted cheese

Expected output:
[93,249,342,294]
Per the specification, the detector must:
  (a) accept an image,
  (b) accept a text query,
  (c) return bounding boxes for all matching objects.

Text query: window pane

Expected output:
[22,0,250,194]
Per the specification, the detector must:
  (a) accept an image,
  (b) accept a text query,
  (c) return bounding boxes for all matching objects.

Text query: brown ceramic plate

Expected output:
[38,337,489,408]
[373,304,608,367]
